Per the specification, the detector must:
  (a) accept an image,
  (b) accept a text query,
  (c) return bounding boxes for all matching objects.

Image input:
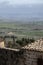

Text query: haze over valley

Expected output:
[0,1,43,21]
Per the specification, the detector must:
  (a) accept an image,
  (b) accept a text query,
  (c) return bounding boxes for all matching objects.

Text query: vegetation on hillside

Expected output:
[6,38,35,48]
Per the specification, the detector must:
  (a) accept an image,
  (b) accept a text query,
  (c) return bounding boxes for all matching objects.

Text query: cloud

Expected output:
[0,0,43,5]
[8,0,43,5]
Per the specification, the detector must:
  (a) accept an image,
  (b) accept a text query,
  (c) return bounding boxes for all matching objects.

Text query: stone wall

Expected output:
[23,49,43,65]
[0,48,43,65]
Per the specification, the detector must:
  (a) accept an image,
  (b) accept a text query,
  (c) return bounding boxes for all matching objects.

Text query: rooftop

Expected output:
[22,39,43,51]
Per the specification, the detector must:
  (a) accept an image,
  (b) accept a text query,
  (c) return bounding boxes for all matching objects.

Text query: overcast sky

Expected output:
[0,0,43,5]
[0,0,43,19]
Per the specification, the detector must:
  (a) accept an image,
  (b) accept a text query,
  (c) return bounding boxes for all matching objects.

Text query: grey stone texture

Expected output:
[0,48,43,65]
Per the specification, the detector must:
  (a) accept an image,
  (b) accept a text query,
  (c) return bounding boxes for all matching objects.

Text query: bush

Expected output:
[16,38,35,47]
[16,40,23,46]
[29,38,35,43]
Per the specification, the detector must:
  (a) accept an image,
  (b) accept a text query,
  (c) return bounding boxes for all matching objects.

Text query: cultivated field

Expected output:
[0,21,43,39]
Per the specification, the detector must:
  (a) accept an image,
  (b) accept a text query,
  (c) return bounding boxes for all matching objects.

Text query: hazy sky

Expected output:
[0,0,43,19]
[0,0,43,5]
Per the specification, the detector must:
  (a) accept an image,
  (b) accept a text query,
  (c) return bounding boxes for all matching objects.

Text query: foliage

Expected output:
[29,38,35,43]
[16,38,35,46]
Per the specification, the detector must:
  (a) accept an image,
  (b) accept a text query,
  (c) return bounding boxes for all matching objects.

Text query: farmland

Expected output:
[0,20,43,40]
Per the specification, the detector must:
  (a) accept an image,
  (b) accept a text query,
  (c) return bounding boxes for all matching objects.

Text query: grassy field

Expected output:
[0,21,43,39]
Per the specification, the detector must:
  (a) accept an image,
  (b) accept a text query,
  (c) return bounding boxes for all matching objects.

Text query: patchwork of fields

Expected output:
[0,21,43,39]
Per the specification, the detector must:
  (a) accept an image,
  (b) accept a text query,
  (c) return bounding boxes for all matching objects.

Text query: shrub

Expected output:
[16,40,23,46]
[29,38,35,43]
[16,38,35,47]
